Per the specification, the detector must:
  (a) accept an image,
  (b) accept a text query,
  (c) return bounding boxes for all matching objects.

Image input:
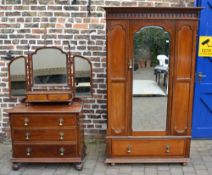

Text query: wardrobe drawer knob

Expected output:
[165,144,170,153]
[127,145,132,153]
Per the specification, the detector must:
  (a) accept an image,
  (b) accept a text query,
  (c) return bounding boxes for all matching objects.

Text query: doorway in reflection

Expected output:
[133,26,170,131]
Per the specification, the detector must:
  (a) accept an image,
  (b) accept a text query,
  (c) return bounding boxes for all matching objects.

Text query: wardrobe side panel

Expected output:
[107,20,129,136]
[172,21,197,136]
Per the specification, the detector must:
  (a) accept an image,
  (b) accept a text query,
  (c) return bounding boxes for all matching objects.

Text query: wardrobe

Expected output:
[105,7,200,164]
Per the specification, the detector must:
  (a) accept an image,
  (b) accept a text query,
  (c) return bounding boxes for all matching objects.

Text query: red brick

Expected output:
[73,23,88,29]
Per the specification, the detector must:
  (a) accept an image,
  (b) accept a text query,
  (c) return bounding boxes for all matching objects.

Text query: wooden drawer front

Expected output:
[112,139,186,157]
[26,93,72,102]
[13,129,76,142]
[10,115,76,128]
[48,94,70,101]
[13,145,77,158]
[27,94,47,101]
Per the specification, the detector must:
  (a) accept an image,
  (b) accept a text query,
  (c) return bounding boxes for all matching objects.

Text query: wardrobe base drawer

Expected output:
[111,139,186,157]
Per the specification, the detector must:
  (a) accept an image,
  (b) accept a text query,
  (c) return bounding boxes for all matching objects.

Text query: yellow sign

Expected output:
[199,36,212,57]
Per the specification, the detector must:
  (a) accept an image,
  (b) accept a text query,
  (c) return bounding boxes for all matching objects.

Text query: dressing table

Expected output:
[8,47,92,170]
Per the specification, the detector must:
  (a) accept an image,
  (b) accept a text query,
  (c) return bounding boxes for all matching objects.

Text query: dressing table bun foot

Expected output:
[74,162,83,171]
[111,163,115,166]
[12,163,20,171]
[182,162,188,166]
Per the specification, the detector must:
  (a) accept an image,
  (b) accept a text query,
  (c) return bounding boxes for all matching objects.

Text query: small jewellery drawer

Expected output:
[112,139,186,157]
[13,145,77,158]
[26,92,72,102]
[48,94,71,101]
[10,115,76,128]
[27,94,47,101]
[12,129,77,142]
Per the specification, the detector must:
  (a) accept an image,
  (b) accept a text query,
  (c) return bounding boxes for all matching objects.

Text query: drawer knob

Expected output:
[58,118,64,126]
[25,132,30,140]
[59,147,65,156]
[127,145,132,153]
[165,144,170,153]
[26,147,31,156]
[24,118,29,126]
[59,132,64,140]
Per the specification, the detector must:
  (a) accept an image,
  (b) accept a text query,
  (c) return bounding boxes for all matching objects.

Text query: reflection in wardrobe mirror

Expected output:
[32,48,67,85]
[9,57,26,97]
[74,55,92,97]
[133,26,170,131]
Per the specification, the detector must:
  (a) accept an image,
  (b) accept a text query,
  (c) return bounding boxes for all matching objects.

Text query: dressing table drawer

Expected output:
[13,145,77,158]
[26,91,72,102]
[27,94,47,102]
[12,129,77,142]
[48,94,71,101]
[112,139,186,157]
[10,115,76,128]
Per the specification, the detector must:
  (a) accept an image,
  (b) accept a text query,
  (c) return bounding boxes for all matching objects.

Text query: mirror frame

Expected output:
[30,47,72,90]
[73,55,93,97]
[132,25,170,132]
[8,56,27,98]
[130,22,174,136]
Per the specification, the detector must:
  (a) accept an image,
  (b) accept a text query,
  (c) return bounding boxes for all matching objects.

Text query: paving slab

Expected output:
[0,139,212,175]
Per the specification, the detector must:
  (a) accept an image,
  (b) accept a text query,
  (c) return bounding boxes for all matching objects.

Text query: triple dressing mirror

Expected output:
[8,47,92,98]
[133,26,170,132]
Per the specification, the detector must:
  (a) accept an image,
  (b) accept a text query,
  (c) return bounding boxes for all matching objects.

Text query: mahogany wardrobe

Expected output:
[104,7,200,164]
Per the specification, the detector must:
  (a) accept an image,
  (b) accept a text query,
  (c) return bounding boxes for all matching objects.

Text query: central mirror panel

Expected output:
[32,48,67,86]
[133,26,170,131]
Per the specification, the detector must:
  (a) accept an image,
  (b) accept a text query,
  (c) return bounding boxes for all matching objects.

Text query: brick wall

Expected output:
[0,0,195,140]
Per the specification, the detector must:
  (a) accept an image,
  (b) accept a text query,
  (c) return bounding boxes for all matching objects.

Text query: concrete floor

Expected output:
[0,139,212,175]
[133,97,167,131]
[133,67,168,131]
